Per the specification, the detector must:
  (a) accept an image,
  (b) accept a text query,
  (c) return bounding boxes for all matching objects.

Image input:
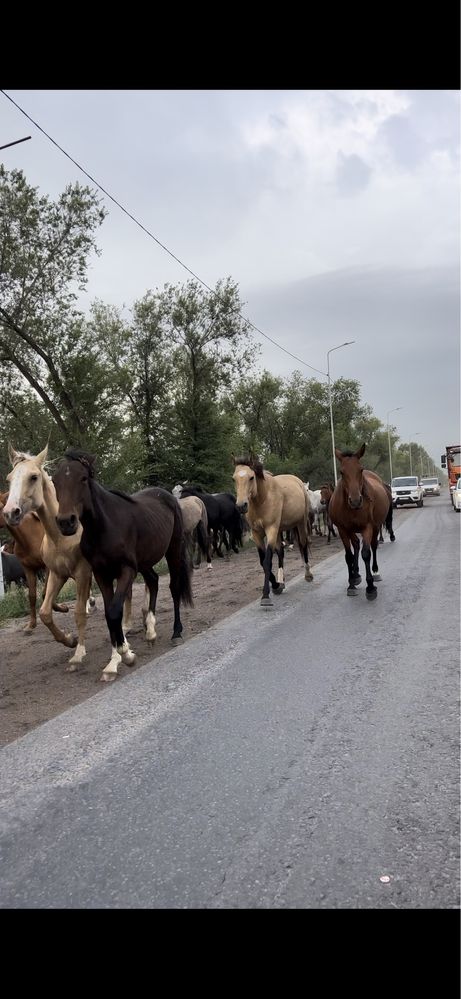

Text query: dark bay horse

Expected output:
[174,485,244,558]
[233,453,313,607]
[53,450,193,682]
[329,444,393,600]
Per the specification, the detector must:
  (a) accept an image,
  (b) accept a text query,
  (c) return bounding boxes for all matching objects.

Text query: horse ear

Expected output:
[334,447,343,460]
[356,443,366,458]
[306,481,309,490]
[8,442,21,467]
[35,444,49,467]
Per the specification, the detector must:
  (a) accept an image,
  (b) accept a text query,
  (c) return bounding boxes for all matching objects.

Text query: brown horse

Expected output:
[319,483,338,544]
[0,490,71,632]
[329,444,393,600]
[232,454,313,607]
[53,449,193,682]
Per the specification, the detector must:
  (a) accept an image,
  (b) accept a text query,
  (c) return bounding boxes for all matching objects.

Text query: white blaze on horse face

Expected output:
[237,470,247,477]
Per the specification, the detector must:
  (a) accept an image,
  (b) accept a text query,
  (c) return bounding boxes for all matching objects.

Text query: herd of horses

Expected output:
[1,441,395,682]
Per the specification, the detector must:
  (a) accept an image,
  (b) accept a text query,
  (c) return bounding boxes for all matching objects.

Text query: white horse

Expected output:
[305,482,327,537]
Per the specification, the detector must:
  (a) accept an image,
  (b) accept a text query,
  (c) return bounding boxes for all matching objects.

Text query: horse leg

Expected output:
[141,568,159,643]
[337,527,357,595]
[295,525,313,582]
[66,568,92,670]
[371,530,382,582]
[352,533,361,585]
[42,565,69,614]
[122,580,133,633]
[275,534,285,591]
[22,566,38,634]
[100,567,137,682]
[361,525,377,600]
[39,570,78,649]
[252,528,277,606]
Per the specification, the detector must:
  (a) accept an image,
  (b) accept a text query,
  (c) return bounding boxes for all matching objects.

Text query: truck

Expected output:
[440,445,461,505]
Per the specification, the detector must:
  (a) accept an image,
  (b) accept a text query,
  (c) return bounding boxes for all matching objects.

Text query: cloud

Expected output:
[336,152,373,196]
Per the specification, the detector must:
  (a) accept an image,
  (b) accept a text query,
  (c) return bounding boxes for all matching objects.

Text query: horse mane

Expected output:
[233,454,265,479]
[64,448,96,476]
[106,487,136,504]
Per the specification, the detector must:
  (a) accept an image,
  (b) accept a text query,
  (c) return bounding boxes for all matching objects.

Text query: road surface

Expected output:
[0,496,458,908]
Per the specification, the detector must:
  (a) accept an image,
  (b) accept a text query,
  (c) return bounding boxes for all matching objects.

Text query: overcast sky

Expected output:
[1,89,459,465]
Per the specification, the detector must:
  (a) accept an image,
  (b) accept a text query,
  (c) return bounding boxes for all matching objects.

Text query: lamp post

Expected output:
[408,433,420,476]
[327,341,355,485]
[387,407,403,482]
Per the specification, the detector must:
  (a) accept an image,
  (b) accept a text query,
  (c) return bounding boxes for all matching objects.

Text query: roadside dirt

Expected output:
[0,535,346,747]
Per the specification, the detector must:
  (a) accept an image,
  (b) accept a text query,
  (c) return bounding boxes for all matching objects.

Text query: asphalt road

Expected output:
[0,496,458,908]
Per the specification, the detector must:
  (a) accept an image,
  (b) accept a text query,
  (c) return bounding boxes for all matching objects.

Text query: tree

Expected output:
[0,166,107,444]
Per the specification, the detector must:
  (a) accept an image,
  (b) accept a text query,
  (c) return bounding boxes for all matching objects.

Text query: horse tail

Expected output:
[195,514,209,558]
[171,502,194,606]
[385,498,395,540]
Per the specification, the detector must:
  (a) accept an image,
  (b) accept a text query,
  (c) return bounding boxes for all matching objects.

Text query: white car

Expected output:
[391,476,424,508]
[420,476,441,496]
[453,477,461,512]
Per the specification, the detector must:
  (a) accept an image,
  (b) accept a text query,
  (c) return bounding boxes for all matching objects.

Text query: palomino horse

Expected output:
[232,454,313,607]
[178,495,212,569]
[2,447,94,666]
[53,449,193,682]
[328,444,393,600]
[0,490,70,632]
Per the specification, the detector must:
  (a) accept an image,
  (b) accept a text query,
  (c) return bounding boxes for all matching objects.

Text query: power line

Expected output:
[0,135,31,151]
[1,89,328,378]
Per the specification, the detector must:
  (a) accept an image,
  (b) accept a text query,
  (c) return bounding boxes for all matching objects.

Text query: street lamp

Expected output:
[327,341,356,485]
[387,407,403,483]
[408,433,420,476]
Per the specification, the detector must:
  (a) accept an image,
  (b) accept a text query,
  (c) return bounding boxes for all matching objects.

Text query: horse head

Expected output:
[53,449,96,536]
[2,445,49,526]
[232,453,264,514]
[335,444,366,509]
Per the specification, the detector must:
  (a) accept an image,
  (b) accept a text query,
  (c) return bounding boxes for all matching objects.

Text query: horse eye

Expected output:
[250,475,254,481]
[81,476,88,484]
[30,474,38,482]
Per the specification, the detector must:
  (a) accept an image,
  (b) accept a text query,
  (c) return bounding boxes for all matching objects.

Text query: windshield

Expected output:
[421,478,438,485]
[457,478,461,489]
[449,449,461,464]
[392,477,418,487]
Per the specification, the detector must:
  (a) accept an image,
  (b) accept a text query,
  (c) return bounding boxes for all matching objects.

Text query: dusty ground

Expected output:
[0,535,345,747]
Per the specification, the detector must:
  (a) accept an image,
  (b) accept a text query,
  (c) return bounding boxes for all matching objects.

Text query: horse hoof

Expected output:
[347,587,358,596]
[260,597,273,608]
[373,574,382,582]
[88,596,96,607]
[366,589,378,601]
[272,583,284,595]
[379,539,384,545]
[123,651,136,666]
[65,634,78,649]
[390,536,396,542]
[171,635,183,645]
[65,663,79,673]
[304,570,313,582]
[100,673,117,683]
[22,626,35,635]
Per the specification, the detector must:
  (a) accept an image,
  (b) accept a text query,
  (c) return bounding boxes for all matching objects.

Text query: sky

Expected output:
[1,89,459,466]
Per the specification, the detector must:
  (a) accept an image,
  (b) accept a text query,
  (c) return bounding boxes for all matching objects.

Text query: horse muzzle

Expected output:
[236,501,248,514]
[348,497,363,510]
[3,505,22,526]
[56,514,78,536]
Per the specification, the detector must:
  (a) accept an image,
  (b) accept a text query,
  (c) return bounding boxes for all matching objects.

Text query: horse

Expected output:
[319,484,338,543]
[2,449,95,666]
[328,444,393,600]
[173,484,244,560]
[0,489,71,632]
[53,449,193,682]
[1,549,27,588]
[232,453,313,607]
[305,482,327,536]
[178,495,212,569]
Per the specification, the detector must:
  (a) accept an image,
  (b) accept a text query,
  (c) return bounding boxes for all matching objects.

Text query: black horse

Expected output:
[1,550,27,588]
[177,486,244,558]
[53,450,193,682]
